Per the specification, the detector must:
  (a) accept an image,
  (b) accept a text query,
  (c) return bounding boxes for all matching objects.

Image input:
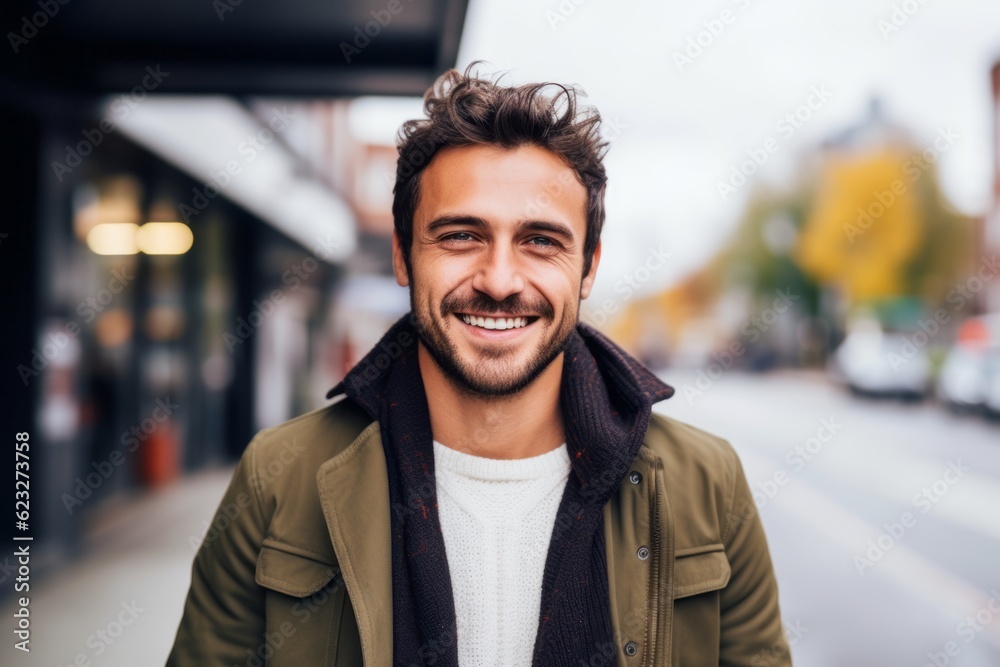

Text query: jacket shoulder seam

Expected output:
[254,401,340,437]
[246,431,268,529]
[720,440,741,544]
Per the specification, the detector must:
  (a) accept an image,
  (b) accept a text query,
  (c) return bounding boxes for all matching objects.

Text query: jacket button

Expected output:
[637,545,650,560]
[624,641,638,656]
[629,471,642,484]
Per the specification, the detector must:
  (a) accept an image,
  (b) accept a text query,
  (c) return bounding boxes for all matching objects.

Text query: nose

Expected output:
[471,242,526,302]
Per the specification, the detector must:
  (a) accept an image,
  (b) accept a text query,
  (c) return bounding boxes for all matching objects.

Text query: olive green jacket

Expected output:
[166,394,791,667]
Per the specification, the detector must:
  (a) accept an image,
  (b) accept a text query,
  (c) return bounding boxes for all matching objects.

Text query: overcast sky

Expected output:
[352,0,1000,302]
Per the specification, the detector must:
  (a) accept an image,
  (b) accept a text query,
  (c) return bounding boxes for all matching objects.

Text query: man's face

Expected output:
[392,143,601,397]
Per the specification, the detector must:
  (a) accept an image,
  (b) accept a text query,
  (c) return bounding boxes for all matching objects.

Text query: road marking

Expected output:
[738,446,1000,650]
[819,443,1000,543]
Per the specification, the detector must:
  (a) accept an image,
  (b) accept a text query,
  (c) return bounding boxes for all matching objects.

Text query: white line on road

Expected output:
[738,446,1000,651]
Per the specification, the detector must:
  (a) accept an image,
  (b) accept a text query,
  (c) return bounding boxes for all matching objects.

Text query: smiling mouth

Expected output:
[454,313,540,331]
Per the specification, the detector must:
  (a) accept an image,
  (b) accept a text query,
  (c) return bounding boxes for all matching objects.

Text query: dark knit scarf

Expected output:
[325,311,675,666]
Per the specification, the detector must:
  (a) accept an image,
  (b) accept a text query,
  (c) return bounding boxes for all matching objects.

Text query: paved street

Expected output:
[4,370,999,666]
[658,369,1000,667]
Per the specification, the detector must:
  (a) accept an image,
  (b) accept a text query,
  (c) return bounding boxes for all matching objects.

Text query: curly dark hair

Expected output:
[392,61,609,279]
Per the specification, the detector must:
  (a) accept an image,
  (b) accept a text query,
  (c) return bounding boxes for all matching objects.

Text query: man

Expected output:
[167,63,791,667]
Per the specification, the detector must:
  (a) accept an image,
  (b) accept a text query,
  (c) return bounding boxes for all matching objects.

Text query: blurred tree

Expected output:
[795,149,922,300]
[712,183,820,316]
[904,161,979,309]
[794,144,976,321]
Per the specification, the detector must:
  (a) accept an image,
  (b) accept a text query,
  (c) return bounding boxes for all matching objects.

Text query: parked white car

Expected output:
[936,314,1000,414]
[833,318,930,400]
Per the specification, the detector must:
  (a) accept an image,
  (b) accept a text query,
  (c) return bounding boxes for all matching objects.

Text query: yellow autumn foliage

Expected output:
[794,149,922,300]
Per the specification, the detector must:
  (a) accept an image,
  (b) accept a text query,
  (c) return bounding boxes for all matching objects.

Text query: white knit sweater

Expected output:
[432,438,572,666]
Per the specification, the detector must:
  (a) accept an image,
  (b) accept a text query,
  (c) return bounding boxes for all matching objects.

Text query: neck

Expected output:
[417,341,566,460]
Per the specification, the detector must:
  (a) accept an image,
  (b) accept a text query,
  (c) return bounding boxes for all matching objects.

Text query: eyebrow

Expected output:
[424,215,577,242]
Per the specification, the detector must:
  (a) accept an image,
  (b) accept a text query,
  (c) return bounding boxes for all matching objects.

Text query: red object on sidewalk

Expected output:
[138,420,180,487]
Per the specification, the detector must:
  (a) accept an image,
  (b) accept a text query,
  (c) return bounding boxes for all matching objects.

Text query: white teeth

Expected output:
[460,314,530,330]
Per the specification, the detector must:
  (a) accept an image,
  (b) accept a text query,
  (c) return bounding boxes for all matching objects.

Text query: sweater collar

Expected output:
[325,311,674,500]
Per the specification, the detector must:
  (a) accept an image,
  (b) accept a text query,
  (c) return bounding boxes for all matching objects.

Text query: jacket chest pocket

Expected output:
[671,544,731,667]
[255,543,348,667]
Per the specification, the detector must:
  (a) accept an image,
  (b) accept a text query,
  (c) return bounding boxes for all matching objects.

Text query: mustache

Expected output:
[443,294,553,319]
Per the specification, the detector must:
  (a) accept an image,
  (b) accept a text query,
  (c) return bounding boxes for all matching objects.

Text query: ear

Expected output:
[580,239,602,300]
[391,230,410,287]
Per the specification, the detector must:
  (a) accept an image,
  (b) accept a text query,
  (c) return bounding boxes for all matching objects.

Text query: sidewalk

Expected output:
[2,465,234,667]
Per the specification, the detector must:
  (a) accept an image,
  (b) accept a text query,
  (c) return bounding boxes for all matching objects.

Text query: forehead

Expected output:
[414,143,588,233]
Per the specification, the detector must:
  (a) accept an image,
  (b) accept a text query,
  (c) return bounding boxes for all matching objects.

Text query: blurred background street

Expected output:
[2,0,1000,665]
